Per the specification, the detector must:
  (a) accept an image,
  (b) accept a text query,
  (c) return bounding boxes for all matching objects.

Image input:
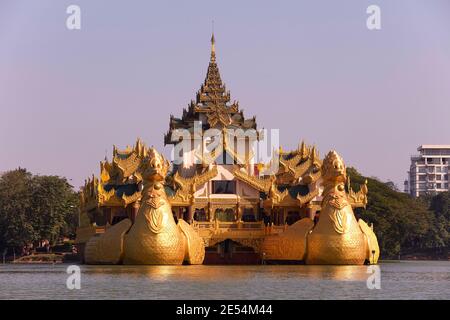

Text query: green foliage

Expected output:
[0,169,36,250]
[0,168,79,253]
[429,192,450,220]
[348,167,450,258]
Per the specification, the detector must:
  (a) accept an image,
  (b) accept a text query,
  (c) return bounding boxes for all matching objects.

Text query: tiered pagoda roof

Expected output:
[80,139,150,211]
[232,140,323,208]
[80,139,221,210]
[164,34,257,145]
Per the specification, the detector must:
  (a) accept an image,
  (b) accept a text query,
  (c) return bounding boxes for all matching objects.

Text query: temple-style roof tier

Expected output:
[223,141,321,208]
[276,143,322,185]
[80,139,221,210]
[165,34,257,145]
[166,165,219,206]
[79,138,368,227]
[98,138,150,185]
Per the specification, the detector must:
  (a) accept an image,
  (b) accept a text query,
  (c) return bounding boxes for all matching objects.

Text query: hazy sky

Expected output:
[1,0,449,189]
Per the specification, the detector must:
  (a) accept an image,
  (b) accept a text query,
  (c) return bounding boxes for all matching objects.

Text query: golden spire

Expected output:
[210,32,216,62]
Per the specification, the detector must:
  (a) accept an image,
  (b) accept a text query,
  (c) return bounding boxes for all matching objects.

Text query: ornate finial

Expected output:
[210,24,216,62]
[310,145,316,162]
[299,140,308,158]
[135,138,144,156]
[311,145,320,163]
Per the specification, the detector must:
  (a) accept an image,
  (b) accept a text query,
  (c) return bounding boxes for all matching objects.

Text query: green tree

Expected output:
[429,192,450,219]
[0,169,36,250]
[427,191,450,248]
[348,167,447,258]
[31,175,79,243]
[0,168,79,254]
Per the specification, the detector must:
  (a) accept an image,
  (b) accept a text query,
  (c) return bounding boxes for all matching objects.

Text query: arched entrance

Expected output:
[286,210,301,225]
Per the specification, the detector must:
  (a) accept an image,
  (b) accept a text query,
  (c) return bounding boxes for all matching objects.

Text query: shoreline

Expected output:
[3,258,449,265]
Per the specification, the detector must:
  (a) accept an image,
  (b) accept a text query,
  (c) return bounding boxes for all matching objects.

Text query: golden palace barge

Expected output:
[75,34,379,265]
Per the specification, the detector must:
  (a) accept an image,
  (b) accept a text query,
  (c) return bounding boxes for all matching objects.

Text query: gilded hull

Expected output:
[178,219,205,265]
[306,231,367,265]
[123,202,185,265]
[261,218,314,261]
[85,219,132,265]
[306,205,367,265]
[358,219,380,264]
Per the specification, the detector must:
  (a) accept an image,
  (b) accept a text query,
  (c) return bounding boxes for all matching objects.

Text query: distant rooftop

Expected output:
[417,145,450,151]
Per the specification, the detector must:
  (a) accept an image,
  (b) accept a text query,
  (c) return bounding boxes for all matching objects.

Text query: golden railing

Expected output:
[192,221,287,235]
[193,221,265,230]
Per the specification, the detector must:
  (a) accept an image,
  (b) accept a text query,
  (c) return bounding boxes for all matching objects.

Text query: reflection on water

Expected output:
[0,261,449,299]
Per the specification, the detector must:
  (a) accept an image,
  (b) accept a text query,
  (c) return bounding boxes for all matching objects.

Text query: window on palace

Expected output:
[193,208,208,222]
[242,208,256,222]
[215,208,235,222]
[212,180,236,194]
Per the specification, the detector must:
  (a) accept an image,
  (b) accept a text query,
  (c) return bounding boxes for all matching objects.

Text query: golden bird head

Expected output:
[141,147,169,182]
[322,150,347,183]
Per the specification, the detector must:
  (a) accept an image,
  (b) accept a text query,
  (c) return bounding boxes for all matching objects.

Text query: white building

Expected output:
[405,145,450,197]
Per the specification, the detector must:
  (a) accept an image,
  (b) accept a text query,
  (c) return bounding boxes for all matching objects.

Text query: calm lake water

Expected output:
[0,261,449,299]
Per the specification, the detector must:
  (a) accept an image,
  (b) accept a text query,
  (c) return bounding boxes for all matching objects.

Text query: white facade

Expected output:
[405,145,450,197]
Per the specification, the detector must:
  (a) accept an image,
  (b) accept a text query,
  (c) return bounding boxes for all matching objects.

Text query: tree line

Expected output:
[348,167,450,259]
